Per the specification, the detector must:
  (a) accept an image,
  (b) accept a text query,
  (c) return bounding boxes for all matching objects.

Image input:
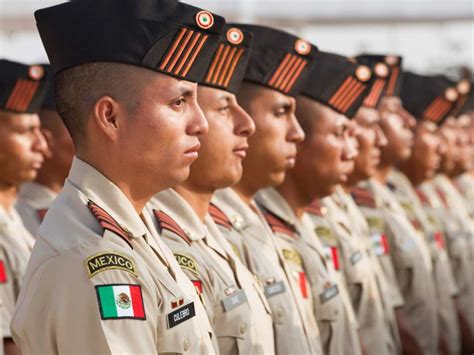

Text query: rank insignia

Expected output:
[261,209,298,238]
[154,210,191,244]
[171,297,185,309]
[351,187,376,208]
[36,208,48,222]
[96,284,146,320]
[85,251,137,278]
[208,203,233,230]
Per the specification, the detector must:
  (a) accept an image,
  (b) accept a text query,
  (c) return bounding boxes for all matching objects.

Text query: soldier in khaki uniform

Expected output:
[352,65,441,354]
[16,66,74,235]
[11,0,227,353]
[147,25,275,354]
[0,59,49,355]
[209,24,322,355]
[274,50,395,355]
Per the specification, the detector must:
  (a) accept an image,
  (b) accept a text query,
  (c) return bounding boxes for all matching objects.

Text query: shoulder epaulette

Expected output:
[434,187,448,207]
[260,207,298,238]
[36,208,48,222]
[208,203,232,230]
[415,188,431,207]
[87,200,132,248]
[305,199,324,216]
[153,209,191,244]
[351,187,376,208]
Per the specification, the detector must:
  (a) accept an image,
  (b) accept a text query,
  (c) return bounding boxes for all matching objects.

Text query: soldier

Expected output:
[210,24,323,354]
[0,59,49,355]
[147,25,276,354]
[11,0,227,353]
[352,59,441,355]
[393,72,464,355]
[16,64,75,235]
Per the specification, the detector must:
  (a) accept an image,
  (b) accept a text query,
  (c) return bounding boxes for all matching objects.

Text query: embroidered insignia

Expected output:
[384,56,399,66]
[315,225,337,245]
[364,77,386,107]
[415,189,431,207]
[366,216,385,230]
[370,233,389,256]
[195,11,214,29]
[323,246,340,270]
[294,39,311,55]
[328,74,368,113]
[171,297,185,309]
[444,87,459,102]
[208,203,232,230]
[374,62,389,78]
[28,65,44,80]
[261,209,298,237]
[96,284,146,320]
[305,200,327,216]
[423,95,455,123]
[282,248,303,266]
[5,79,40,112]
[351,187,376,208]
[226,27,244,45]
[299,272,308,299]
[167,302,196,328]
[457,80,470,95]
[267,53,308,93]
[87,201,133,248]
[386,66,400,96]
[205,43,245,88]
[85,251,137,278]
[0,260,7,283]
[355,65,371,82]
[154,210,191,244]
[434,187,448,207]
[174,253,198,274]
[37,208,48,222]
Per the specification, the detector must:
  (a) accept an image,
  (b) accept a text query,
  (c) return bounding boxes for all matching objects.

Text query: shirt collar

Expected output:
[255,187,298,227]
[18,182,57,208]
[67,156,147,238]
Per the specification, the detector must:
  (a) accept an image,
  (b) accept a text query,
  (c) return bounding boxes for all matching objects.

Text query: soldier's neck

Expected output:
[374,164,393,184]
[276,175,312,220]
[34,170,65,194]
[0,183,18,212]
[174,183,213,222]
[232,183,256,207]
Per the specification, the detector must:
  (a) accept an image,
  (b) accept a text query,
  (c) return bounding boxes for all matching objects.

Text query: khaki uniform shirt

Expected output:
[0,205,35,340]
[331,186,403,354]
[456,172,474,216]
[353,178,439,355]
[422,176,474,332]
[388,171,460,355]
[211,187,322,355]
[321,194,396,355]
[147,188,274,355]
[11,157,216,354]
[256,188,360,355]
[16,182,58,236]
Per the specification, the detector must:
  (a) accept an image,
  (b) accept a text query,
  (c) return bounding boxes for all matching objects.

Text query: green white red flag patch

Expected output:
[96,284,145,320]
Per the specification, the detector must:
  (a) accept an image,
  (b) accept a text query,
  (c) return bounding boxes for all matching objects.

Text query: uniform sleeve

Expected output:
[12,245,158,354]
[0,252,15,338]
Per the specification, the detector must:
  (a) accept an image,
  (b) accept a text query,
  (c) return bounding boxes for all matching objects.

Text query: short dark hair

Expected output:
[295,95,327,136]
[54,62,144,145]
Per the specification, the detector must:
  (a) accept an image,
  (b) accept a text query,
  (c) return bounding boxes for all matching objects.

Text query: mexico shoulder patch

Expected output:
[96,284,146,320]
[85,251,137,278]
[174,253,198,275]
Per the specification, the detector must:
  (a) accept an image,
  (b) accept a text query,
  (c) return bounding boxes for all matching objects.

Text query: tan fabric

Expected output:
[256,188,360,355]
[0,206,34,340]
[16,182,58,236]
[423,175,474,333]
[211,188,323,355]
[388,170,460,355]
[11,157,216,354]
[332,186,403,354]
[355,178,439,355]
[321,194,396,355]
[148,188,274,355]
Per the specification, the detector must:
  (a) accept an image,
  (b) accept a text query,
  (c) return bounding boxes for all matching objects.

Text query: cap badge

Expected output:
[28,65,44,80]
[384,55,399,66]
[457,80,470,95]
[355,65,371,82]
[374,62,389,78]
[195,11,214,30]
[294,39,311,56]
[444,87,458,102]
[226,28,244,45]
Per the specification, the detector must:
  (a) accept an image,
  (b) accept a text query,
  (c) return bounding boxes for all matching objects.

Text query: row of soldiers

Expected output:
[0,0,473,354]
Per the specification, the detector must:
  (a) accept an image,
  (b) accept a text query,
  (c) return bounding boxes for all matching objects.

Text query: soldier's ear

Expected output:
[92,95,121,142]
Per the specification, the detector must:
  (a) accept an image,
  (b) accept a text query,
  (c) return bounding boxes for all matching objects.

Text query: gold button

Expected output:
[239,323,247,335]
[183,338,190,351]
[276,307,284,318]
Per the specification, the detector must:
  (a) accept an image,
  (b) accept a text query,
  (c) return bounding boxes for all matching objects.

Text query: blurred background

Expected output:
[1,0,473,78]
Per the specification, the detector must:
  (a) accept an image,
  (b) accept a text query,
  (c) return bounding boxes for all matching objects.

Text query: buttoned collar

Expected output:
[66,156,147,238]
[153,188,206,242]
[18,182,57,209]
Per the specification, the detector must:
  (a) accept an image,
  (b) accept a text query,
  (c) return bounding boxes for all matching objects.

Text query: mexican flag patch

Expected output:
[96,284,146,320]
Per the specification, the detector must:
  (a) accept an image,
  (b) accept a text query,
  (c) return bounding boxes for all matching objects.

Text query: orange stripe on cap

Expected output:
[268,53,292,87]
[274,55,298,89]
[160,28,188,71]
[166,29,194,73]
[340,82,366,113]
[336,81,362,112]
[386,67,399,96]
[181,34,208,78]
[211,45,231,84]
[205,43,225,83]
[364,79,385,107]
[278,57,303,92]
[5,80,23,110]
[331,78,359,109]
[283,59,308,93]
[222,48,245,88]
[329,77,353,106]
[174,32,202,76]
[429,100,451,122]
[217,47,239,86]
[423,97,443,120]
[18,81,39,112]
